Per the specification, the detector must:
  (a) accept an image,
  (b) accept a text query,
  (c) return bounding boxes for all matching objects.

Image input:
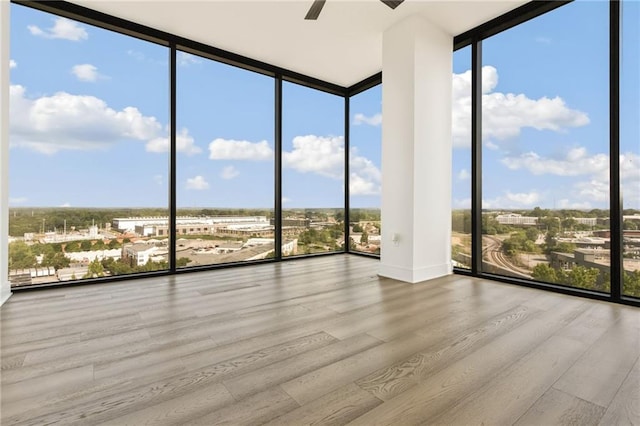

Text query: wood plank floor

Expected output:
[1,255,639,425]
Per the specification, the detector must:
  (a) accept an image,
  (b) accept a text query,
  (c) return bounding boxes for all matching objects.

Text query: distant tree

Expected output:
[525,228,539,242]
[352,223,363,233]
[42,252,70,270]
[562,218,577,232]
[8,241,36,269]
[176,257,190,267]
[555,242,576,254]
[531,207,550,218]
[64,241,81,253]
[522,240,538,253]
[544,230,558,252]
[566,266,600,290]
[623,220,638,230]
[80,240,92,251]
[623,270,640,298]
[361,230,369,245]
[531,264,559,283]
[84,258,105,278]
[108,239,120,249]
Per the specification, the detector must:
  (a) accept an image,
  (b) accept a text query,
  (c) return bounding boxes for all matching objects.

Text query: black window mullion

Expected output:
[610,0,622,301]
[169,43,177,273]
[471,38,483,274]
[274,76,283,260]
[344,96,350,253]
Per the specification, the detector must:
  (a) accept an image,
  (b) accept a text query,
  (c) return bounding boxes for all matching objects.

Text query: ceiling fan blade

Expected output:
[381,0,404,10]
[305,0,326,20]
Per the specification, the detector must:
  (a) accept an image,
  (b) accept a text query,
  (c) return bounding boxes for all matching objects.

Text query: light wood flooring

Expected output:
[1,255,639,425]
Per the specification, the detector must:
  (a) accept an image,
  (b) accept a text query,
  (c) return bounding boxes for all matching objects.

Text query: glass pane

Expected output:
[8,5,169,287]
[621,0,640,298]
[282,82,345,256]
[176,53,274,267]
[452,46,472,269]
[349,85,382,255]
[481,1,611,293]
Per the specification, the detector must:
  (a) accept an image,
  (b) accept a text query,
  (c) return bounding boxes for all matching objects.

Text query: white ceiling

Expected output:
[71,0,528,87]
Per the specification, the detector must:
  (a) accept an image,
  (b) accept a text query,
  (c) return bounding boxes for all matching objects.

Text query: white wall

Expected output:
[1,0,12,306]
[379,15,453,283]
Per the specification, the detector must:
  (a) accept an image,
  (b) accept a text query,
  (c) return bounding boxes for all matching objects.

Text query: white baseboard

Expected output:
[379,262,451,283]
[0,290,12,307]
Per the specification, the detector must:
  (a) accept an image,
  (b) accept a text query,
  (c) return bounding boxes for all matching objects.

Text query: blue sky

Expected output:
[8,3,383,209]
[8,2,638,210]
[453,0,639,211]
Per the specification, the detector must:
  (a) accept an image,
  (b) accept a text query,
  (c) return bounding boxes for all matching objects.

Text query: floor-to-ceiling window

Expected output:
[176,51,275,267]
[282,82,345,256]
[452,46,472,269]
[8,4,169,287]
[349,85,382,255]
[481,1,611,293]
[621,0,640,299]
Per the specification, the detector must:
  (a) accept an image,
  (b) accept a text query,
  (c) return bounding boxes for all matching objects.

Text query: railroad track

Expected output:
[482,236,532,279]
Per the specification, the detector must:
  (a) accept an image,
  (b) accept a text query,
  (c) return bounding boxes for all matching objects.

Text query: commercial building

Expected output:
[113,216,268,233]
[121,243,161,267]
[495,213,538,226]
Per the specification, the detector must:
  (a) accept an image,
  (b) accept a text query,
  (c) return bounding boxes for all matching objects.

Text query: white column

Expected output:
[1,0,12,306]
[379,15,453,283]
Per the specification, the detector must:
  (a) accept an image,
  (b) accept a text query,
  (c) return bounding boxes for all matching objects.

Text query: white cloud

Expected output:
[220,165,239,180]
[350,173,378,196]
[575,180,609,202]
[71,64,102,82]
[621,152,640,185]
[10,84,162,154]
[209,139,273,161]
[282,197,292,204]
[28,17,88,41]
[453,198,471,209]
[283,135,344,179]
[501,149,640,208]
[146,128,201,155]
[9,59,16,69]
[353,113,382,126]
[350,149,381,195]
[282,135,381,196]
[557,199,592,210]
[9,197,27,205]
[501,147,608,177]
[484,191,541,209]
[457,169,470,181]
[452,66,589,148]
[485,141,499,151]
[153,174,163,186]
[60,203,71,208]
[178,52,202,67]
[127,50,146,62]
[535,36,552,44]
[186,175,209,190]
[27,25,45,37]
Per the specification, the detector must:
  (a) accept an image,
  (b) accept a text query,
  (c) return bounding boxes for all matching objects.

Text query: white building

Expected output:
[122,244,159,266]
[573,217,598,226]
[495,214,538,226]
[113,216,269,234]
[65,249,122,264]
